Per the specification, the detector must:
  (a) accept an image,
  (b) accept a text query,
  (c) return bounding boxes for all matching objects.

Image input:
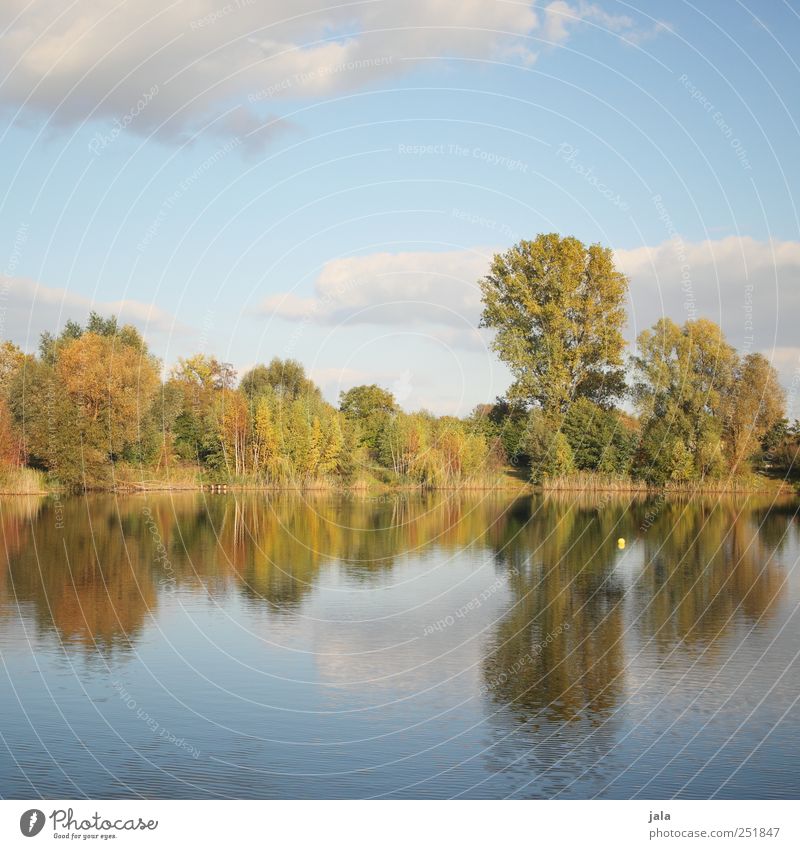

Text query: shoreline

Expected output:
[1,476,796,498]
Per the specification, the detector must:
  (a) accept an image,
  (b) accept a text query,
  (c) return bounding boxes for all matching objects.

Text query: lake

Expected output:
[1,491,799,799]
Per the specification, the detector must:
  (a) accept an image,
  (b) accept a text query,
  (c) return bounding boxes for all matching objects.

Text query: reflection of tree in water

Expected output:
[208,492,530,610]
[478,496,628,796]
[2,492,529,646]
[0,497,43,627]
[634,497,792,654]
[481,496,793,707]
[754,500,798,551]
[2,496,157,653]
[0,496,41,557]
[3,492,793,669]
[482,497,629,720]
[477,494,794,796]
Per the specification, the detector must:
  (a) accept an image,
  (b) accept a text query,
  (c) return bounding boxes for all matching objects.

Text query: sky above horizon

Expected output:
[2,0,799,416]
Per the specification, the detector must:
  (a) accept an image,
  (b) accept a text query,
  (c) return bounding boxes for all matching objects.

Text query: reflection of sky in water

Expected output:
[1,493,798,798]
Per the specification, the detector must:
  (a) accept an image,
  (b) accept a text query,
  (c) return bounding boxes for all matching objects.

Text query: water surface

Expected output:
[1,491,799,799]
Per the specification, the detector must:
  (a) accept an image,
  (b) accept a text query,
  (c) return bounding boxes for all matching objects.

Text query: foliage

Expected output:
[0,342,27,468]
[340,384,399,455]
[0,232,788,491]
[471,399,531,468]
[240,358,321,402]
[631,319,783,483]
[0,341,25,394]
[561,397,636,474]
[479,233,628,416]
[10,320,160,487]
[726,353,785,471]
[0,397,23,467]
[525,409,575,482]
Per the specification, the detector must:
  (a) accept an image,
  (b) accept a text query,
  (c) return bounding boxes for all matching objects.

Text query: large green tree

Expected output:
[726,353,785,472]
[631,318,782,482]
[339,384,398,455]
[561,397,636,474]
[240,358,320,402]
[168,354,236,464]
[631,318,734,482]
[524,409,575,482]
[479,234,629,417]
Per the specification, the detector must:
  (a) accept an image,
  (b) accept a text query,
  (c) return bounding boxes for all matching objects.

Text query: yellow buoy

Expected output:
[617,538,626,549]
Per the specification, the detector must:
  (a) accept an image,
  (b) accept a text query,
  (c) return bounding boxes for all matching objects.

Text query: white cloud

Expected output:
[260,248,491,330]
[309,364,452,412]
[311,364,417,391]
[542,1,667,46]
[0,275,187,351]
[770,348,800,414]
[0,0,538,144]
[0,1,664,146]
[616,235,800,352]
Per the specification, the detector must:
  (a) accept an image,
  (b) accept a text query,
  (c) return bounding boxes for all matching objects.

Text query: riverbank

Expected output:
[2,465,796,497]
[535,471,797,496]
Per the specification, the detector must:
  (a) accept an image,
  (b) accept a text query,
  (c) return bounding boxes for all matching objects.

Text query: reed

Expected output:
[538,471,782,495]
[538,472,648,492]
[0,466,50,494]
[111,463,202,492]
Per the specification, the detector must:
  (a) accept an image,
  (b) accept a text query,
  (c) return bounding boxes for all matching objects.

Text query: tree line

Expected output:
[0,232,796,491]
[0,316,503,489]
[478,233,793,485]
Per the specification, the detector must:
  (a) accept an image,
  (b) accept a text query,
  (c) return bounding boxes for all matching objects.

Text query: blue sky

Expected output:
[2,0,799,414]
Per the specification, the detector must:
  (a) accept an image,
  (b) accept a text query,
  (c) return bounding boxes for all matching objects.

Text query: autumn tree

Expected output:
[561,397,636,475]
[378,412,427,477]
[725,353,785,472]
[0,341,25,394]
[251,396,280,478]
[240,359,320,402]
[171,354,235,394]
[524,409,575,482]
[0,399,21,467]
[0,342,26,468]
[319,415,344,476]
[630,318,778,482]
[140,381,184,471]
[468,399,530,467]
[12,318,160,486]
[214,388,249,476]
[480,234,629,418]
[340,384,398,455]
[57,331,160,480]
[168,354,235,464]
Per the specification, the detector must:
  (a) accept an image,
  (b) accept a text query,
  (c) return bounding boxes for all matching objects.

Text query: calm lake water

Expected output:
[1,491,799,799]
